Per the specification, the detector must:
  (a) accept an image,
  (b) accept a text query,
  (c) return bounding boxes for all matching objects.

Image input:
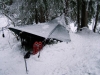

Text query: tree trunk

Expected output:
[64,0,69,25]
[65,0,68,16]
[45,5,49,21]
[93,4,99,32]
[77,0,80,30]
[81,0,88,28]
[35,8,38,24]
[39,6,45,23]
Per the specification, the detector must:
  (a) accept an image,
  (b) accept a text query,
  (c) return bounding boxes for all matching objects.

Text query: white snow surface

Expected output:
[0,15,100,75]
[0,26,100,75]
[0,17,8,28]
[10,23,58,38]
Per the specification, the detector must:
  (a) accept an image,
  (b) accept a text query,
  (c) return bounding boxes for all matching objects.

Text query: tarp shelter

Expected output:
[9,23,71,43]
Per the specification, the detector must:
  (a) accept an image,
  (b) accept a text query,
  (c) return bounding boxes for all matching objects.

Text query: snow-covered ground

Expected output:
[0,17,100,75]
[0,16,8,28]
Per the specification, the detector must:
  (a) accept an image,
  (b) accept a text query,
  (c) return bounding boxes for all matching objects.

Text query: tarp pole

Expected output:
[24,46,28,74]
[24,58,28,74]
[38,51,40,58]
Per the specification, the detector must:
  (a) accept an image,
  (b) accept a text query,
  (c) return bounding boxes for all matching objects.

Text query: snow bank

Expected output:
[69,23,77,32]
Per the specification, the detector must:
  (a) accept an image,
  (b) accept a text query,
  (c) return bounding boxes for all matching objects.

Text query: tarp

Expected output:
[49,24,70,42]
[9,23,71,42]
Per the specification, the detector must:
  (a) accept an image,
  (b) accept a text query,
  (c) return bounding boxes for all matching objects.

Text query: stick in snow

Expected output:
[24,58,28,74]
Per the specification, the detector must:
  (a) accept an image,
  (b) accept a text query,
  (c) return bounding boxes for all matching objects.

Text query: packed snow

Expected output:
[0,16,100,75]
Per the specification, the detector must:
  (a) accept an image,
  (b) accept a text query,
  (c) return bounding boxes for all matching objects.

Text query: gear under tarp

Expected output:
[9,23,71,42]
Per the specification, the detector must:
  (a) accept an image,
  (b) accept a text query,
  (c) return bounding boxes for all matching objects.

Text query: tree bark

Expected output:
[77,0,80,30]
[81,0,88,28]
[35,8,38,24]
[39,6,45,23]
[65,0,68,16]
[93,4,99,32]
